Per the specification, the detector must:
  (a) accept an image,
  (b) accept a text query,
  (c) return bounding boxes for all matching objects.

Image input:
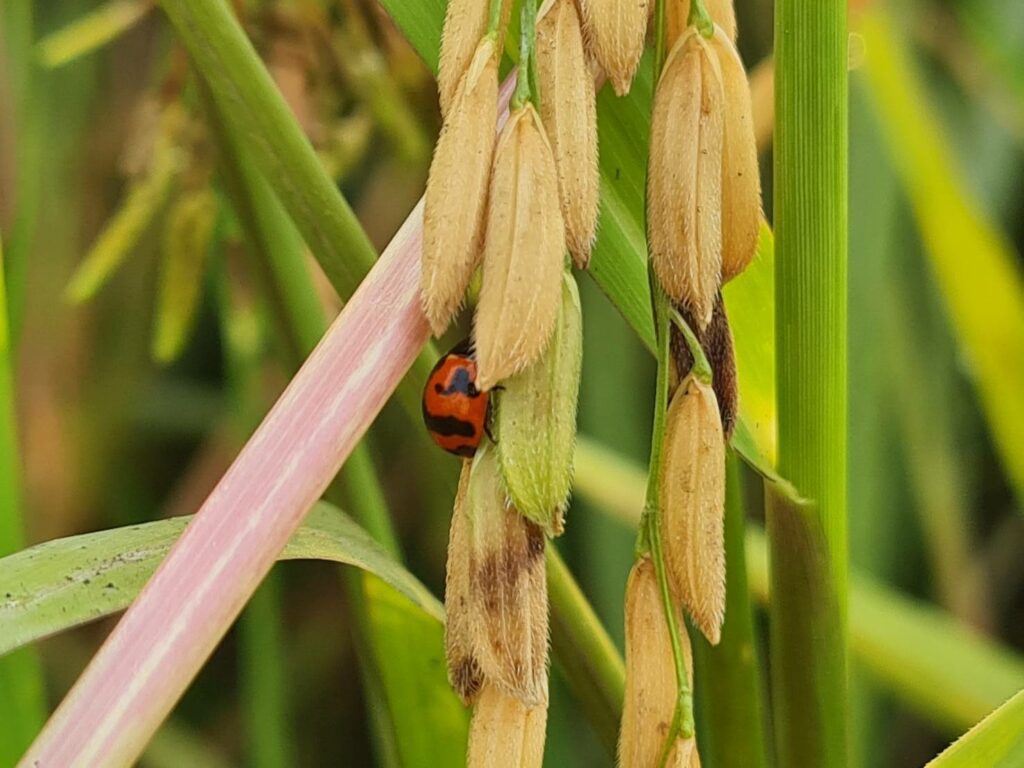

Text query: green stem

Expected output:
[771,0,849,761]
[546,547,626,753]
[486,0,504,37]
[686,0,715,38]
[642,2,696,753]
[691,454,768,768]
[511,0,538,109]
[0,237,47,763]
[669,306,712,384]
[239,577,292,768]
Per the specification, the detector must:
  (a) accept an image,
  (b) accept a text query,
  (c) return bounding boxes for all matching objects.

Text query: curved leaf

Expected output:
[861,10,1024,501]
[0,503,442,658]
[927,688,1024,767]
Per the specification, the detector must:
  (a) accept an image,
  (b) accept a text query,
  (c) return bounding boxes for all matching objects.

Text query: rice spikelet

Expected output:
[438,0,509,117]
[466,444,550,704]
[445,461,484,703]
[659,375,726,644]
[578,0,652,96]
[648,33,724,329]
[496,274,583,534]
[537,0,599,267]
[422,39,499,336]
[619,558,698,767]
[474,105,566,390]
[711,30,761,282]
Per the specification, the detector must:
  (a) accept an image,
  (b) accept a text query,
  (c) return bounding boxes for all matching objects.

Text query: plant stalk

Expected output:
[770,0,849,761]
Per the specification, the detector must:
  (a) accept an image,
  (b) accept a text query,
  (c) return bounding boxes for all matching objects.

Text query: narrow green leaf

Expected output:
[36,0,152,69]
[361,574,469,767]
[862,9,1024,502]
[0,503,442,658]
[65,125,183,304]
[0,236,47,763]
[152,189,219,364]
[927,688,1024,767]
[239,575,292,768]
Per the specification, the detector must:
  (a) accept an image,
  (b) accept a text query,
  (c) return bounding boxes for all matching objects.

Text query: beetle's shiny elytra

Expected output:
[422,340,490,457]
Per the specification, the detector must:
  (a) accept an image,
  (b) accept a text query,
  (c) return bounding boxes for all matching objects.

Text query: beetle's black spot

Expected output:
[452,443,477,457]
[424,412,477,438]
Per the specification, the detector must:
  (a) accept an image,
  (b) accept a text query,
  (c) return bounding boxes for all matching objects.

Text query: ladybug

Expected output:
[422,340,490,457]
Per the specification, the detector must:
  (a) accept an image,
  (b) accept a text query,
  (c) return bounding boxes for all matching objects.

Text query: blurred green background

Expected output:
[1,0,1023,766]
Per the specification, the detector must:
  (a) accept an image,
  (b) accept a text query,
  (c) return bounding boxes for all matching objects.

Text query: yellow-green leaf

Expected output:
[861,10,1024,501]
[152,189,219,363]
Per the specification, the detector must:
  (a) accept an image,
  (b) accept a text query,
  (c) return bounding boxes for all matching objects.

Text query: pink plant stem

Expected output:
[22,214,430,766]
[21,75,517,768]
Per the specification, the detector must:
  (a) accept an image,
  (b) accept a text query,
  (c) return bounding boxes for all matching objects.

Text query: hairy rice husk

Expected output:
[648,34,724,329]
[475,105,566,390]
[438,0,509,117]
[445,461,485,703]
[619,558,698,767]
[711,31,761,282]
[659,375,726,644]
[467,682,549,768]
[466,444,550,705]
[422,39,499,336]
[578,0,652,96]
[668,0,737,43]
[537,0,599,267]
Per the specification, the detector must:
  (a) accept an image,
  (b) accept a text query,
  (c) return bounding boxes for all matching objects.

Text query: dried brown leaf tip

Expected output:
[467,682,549,768]
[422,38,499,336]
[579,0,652,96]
[659,375,726,644]
[474,105,566,390]
[537,0,599,268]
[711,30,761,282]
[619,558,699,767]
[648,32,725,330]
[437,0,509,117]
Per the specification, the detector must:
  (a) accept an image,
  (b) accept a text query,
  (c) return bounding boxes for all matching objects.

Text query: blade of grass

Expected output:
[575,436,1024,736]
[771,0,849,764]
[239,578,292,768]
[0,235,46,763]
[547,547,626,753]
[35,0,152,69]
[926,688,1024,767]
[1,0,40,343]
[861,8,1024,503]
[0,503,443,659]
